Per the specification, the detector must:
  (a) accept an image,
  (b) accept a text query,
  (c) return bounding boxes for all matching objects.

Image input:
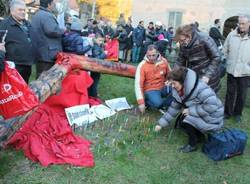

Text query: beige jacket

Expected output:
[223,30,250,77]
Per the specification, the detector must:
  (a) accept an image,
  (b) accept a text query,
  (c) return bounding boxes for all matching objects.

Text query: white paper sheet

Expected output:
[65,104,97,126]
[90,104,116,120]
[105,97,131,111]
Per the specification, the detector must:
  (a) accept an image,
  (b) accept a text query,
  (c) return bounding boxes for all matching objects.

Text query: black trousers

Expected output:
[15,64,32,84]
[180,121,204,147]
[88,72,101,97]
[36,61,54,79]
[224,73,250,116]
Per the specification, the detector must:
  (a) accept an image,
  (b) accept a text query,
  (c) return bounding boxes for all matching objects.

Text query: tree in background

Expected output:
[78,0,132,23]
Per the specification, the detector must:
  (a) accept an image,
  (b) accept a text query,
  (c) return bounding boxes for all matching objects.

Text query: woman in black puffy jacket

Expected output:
[174,24,221,92]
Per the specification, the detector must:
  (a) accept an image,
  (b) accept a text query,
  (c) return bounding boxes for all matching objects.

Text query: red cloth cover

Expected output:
[7,70,101,167]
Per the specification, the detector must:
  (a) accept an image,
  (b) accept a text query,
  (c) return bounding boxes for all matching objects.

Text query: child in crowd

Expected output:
[88,33,107,97]
[62,22,92,56]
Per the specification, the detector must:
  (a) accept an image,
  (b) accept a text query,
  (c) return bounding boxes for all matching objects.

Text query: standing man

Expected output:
[0,0,36,83]
[132,20,145,63]
[124,17,134,62]
[31,0,64,78]
[223,15,250,123]
[209,19,224,49]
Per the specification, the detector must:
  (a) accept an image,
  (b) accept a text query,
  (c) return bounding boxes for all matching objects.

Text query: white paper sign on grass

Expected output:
[65,104,97,126]
[90,104,116,120]
[105,97,131,111]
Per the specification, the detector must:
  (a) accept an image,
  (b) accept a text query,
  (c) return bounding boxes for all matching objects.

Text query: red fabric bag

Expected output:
[0,62,39,119]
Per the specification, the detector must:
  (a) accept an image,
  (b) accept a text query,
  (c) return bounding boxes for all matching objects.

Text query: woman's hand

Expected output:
[182,108,189,116]
[154,125,162,132]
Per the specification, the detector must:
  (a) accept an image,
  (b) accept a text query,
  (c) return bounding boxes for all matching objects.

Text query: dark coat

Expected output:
[124,24,134,49]
[31,7,64,62]
[0,16,36,66]
[145,27,157,44]
[0,50,4,72]
[103,26,115,38]
[159,69,224,133]
[92,43,106,60]
[209,26,224,47]
[62,31,92,55]
[118,30,128,50]
[132,25,145,47]
[175,30,221,92]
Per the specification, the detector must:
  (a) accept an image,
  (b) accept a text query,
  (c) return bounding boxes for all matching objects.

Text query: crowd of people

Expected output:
[0,0,250,154]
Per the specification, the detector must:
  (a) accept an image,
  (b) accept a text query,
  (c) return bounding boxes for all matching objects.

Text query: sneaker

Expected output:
[178,144,197,153]
[235,115,242,123]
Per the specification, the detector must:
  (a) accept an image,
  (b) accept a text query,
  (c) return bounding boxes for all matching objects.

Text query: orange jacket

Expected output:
[135,56,171,105]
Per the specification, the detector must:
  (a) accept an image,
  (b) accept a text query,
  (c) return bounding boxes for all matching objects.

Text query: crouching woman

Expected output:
[155,67,224,153]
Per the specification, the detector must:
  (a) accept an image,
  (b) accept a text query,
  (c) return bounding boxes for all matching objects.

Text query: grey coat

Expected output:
[31,7,64,62]
[158,69,223,133]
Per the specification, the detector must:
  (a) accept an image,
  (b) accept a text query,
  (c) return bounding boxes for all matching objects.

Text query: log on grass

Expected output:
[58,52,136,78]
[0,53,136,148]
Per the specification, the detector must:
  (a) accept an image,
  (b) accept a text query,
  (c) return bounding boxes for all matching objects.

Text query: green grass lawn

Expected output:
[0,72,250,184]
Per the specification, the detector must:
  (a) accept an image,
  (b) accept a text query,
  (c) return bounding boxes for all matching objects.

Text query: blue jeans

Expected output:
[144,86,173,109]
[132,45,141,63]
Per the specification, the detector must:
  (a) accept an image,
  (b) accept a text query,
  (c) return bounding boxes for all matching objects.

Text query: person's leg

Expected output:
[161,86,173,108]
[132,45,137,63]
[144,90,163,109]
[179,122,199,153]
[224,73,237,117]
[88,72,101,97]
[126,49,132,62]
[118,50,124,62]
[15,64,32,84]
[180,122,199,147]
[234,76,250,118]
[136,47,141,63]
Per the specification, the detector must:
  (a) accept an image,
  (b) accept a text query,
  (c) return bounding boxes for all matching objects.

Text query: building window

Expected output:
[168,11,183,28]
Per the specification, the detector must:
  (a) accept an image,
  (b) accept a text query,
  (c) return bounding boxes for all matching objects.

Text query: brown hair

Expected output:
[174,24,193,41]
[167,67,188,85]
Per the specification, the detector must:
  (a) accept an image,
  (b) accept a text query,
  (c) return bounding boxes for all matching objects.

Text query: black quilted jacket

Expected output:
[175,30,221,92]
